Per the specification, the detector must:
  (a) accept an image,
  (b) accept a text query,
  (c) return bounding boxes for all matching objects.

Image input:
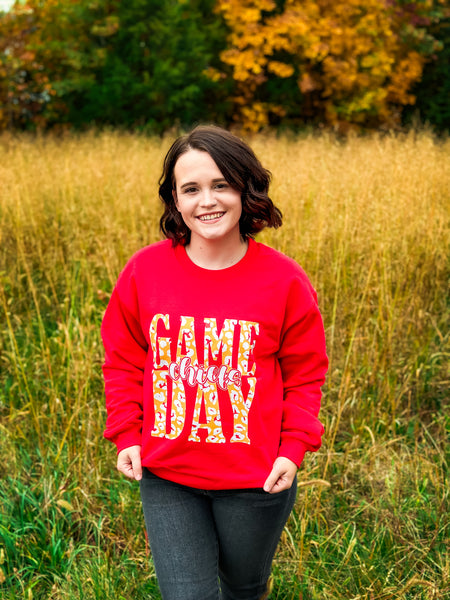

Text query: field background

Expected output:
[0,130,449,599]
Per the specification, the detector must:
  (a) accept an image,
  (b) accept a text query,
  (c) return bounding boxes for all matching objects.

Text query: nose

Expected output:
[199,188,217,208]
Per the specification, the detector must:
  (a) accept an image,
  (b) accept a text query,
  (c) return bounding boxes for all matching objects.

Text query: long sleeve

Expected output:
[101,239,328,489]
[277,276,328,466]
[102,266,149,453]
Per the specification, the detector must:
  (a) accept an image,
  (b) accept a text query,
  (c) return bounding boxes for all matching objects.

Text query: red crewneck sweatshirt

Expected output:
[102,238,328,489]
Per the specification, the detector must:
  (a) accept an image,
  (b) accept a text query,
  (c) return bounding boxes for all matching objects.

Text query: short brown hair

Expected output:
[159,125,282,245]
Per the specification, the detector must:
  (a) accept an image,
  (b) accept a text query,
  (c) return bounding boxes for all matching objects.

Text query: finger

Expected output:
[271,477,290,493]
[131,453,142,481]
[263,467,283,493]
[117,446,142,480]
[117,457,135,479]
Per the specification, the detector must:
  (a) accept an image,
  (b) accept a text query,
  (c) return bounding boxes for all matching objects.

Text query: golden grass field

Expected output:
[0,129,449,599]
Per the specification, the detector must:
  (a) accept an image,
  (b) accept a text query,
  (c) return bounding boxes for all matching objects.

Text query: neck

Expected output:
[186,235,248,270]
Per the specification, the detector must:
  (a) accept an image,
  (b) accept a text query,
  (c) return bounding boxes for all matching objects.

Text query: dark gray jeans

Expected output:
[139,468,297,600]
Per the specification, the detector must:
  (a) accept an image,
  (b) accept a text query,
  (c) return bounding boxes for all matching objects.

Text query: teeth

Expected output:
[198,212,224,221]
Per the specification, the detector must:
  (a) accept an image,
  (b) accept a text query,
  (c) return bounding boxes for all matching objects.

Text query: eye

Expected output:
[214,182,228,190]
[183,187,198,194]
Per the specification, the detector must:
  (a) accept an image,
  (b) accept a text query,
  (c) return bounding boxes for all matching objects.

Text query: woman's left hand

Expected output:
[263,457,298,494]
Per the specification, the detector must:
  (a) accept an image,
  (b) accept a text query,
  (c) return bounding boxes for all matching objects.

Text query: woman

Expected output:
[102,125,328,600]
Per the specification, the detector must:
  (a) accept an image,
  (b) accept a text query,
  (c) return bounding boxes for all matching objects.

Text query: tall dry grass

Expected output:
[0,129,448,599]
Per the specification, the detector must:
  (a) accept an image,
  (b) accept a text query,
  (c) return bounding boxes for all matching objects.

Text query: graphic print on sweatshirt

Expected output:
[149,315,260,444]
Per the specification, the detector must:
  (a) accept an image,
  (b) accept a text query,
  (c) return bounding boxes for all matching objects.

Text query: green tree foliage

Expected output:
[0,0,448,132]
[0,0,229,131]
[59,0,229,131]
[0,4,54,130]
[404,14,450,130]
[0,0,115,131]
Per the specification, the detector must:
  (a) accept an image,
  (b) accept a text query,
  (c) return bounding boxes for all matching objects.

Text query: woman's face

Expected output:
[173,149,243,248]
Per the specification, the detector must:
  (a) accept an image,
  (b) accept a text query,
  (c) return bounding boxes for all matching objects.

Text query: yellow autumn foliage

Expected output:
[267,61,295,78]
[216,0,437,131]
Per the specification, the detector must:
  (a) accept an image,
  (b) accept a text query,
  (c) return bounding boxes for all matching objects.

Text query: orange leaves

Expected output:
[219,0,276,23]
[0,0,120,130]
[215,0,440,131]
[267,61,294,78]
[90,15,119,37]
[387,51,425,106]
[0,0,444,132]
[0,6,48,130]
[299,73,318,94]
[217,0,296,128]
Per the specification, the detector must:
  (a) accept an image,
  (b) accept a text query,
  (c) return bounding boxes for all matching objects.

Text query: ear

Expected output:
[172,188,179,210]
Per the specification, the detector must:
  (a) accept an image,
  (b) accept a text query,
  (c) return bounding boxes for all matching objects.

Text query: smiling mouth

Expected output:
[197,212,225,222]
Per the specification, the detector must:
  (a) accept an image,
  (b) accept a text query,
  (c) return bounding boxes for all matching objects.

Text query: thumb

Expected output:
[131,451,142,481]
[263,457,298,493]
[117,445,142,481]
[263,466,281,493]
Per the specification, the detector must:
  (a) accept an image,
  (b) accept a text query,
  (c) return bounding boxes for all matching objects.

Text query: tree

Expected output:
[0,3,55,130]
[404,11,450,131]
[216,0,444,131]
[0,0,229,131]
[1,0,447,132]
[71,0,229,131]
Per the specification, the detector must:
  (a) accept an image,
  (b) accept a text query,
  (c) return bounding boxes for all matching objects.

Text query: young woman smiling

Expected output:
[102,125,328,600]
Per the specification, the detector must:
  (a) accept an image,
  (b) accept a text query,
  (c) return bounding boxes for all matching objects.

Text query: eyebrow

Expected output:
[180,178,227,190]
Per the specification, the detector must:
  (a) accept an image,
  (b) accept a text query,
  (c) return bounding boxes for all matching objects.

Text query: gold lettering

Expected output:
[204,318,237,367]
[237,320,259,375]
[188,384,226,443]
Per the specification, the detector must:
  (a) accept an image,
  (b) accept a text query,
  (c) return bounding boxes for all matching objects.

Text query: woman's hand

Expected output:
[263,457,298,494]
[117,445,142,481]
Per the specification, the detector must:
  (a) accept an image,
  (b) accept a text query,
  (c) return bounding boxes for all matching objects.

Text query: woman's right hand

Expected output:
[117,445,142,481]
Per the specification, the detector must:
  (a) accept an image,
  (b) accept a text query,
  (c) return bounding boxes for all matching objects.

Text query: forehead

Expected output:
[174,149,223,184]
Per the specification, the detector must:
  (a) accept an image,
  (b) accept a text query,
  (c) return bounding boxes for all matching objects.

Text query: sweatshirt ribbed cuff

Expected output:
[277,440,310,468]
[104,430,142,454]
